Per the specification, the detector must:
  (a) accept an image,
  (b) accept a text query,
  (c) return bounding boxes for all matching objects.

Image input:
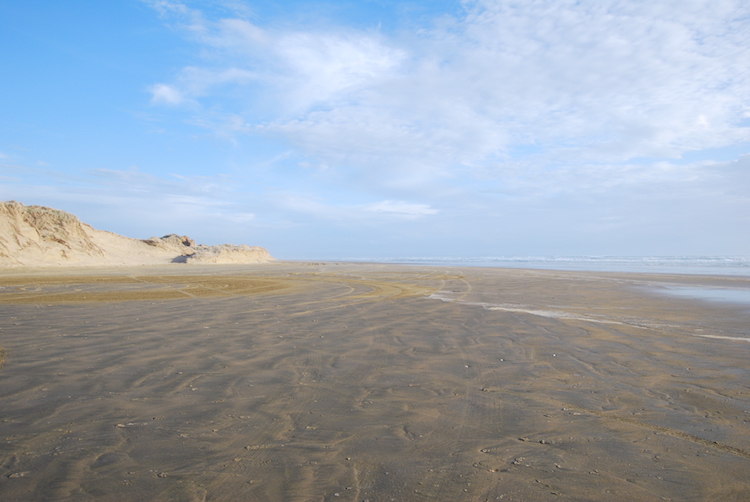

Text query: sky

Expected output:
[1,0,749,260]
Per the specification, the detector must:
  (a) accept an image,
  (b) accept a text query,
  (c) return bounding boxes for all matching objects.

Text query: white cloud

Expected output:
[149,83,186,105]
[253,191,439,223]
[147,0,190,18]
[146,0,750,196]
[222,212,255,223]
[364,200,438,218]
[274,32,406,112]
[147,9,405,113]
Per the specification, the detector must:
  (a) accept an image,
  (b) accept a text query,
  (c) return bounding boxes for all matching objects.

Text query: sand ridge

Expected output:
[1,263,749,501]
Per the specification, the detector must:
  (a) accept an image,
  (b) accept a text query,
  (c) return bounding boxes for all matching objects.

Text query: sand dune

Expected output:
[1,263,749,501]
[0,201,272,268]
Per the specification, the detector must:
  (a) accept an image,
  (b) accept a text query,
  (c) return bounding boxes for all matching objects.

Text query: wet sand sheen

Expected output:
[0,262,749,501]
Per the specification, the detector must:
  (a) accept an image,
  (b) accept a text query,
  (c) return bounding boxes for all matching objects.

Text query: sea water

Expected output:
[362,256,750,277]
[358,256,750,307]
[658,287,750,306]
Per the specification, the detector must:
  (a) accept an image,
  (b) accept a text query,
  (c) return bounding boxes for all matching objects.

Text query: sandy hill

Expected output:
[0,201,273,268]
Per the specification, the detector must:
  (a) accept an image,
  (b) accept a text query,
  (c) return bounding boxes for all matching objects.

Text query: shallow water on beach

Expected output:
[658,286,750,306]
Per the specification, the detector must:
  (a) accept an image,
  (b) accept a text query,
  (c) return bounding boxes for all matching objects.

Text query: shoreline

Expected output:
[5,259,750,309]
[325,256,750,277]
[1,263,749,500]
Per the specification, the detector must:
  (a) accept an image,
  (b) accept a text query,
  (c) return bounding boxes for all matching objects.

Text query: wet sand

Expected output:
[1,262,749,501]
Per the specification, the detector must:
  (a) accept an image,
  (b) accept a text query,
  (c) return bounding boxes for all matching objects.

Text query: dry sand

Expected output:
[0,262,749,501]
[0,201,273,268]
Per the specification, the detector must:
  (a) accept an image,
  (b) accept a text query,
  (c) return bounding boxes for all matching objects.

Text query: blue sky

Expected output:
[1,0,749,260]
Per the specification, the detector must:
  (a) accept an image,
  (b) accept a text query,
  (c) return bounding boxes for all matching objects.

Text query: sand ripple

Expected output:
[1,263,749,501]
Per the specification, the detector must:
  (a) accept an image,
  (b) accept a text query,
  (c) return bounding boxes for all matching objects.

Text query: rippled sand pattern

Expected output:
[1,263,749,501]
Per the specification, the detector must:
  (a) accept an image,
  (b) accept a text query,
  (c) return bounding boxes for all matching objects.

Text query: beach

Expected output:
[1,262,749,501]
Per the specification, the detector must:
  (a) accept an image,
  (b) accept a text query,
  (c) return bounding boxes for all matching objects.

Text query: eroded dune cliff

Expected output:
[0,201,273,268]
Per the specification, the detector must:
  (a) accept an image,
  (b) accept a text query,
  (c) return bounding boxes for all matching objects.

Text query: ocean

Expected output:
[349,256,750,307]
[350,256,750,277]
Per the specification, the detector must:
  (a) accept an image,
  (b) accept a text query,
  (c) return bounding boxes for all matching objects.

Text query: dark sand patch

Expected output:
[1,263,749,501]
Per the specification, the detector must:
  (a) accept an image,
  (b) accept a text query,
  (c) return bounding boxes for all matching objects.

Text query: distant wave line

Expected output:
[331,256,750,276]
[377,255,750,264]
